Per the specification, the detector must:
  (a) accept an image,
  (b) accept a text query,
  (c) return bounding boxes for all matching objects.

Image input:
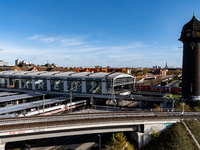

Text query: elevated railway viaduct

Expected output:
[0,112,199,149]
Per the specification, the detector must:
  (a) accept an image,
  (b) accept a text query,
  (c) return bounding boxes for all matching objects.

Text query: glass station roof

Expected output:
[0,71,134,79]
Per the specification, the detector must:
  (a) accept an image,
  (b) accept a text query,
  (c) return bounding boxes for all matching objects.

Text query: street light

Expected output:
[98,134,101,150]
[172,98,175,112]
[70,90,72,112]
[182,102,185,115]
[43,94,45,114]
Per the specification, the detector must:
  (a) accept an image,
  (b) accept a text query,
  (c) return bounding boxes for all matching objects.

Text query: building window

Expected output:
[9,78,19,89]
[0,78,7,88]
[35,78,47,91]
[86,78,102,94]
[50,79,63,92]
[21,77,32,90]
[67,78,82,93]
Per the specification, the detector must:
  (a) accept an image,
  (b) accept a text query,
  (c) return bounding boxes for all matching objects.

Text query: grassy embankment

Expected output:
[164,94,181,100]
[184,119,200,143]
[142,119,200,150]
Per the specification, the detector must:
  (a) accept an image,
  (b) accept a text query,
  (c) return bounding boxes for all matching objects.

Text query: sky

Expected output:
[0,0,200,68]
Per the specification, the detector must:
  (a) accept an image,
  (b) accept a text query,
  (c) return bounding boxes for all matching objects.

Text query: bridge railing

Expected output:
[151,108,181,112]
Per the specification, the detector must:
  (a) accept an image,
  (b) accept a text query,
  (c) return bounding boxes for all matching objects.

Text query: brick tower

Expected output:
[179,14,200,100]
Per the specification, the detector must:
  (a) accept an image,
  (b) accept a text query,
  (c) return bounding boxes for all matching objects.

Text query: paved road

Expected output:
[7,132,132,150]
[26,134,99,150]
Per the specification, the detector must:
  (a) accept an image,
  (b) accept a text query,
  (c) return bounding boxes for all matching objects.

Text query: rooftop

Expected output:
[0,71,134,79]
[179,15,200,41]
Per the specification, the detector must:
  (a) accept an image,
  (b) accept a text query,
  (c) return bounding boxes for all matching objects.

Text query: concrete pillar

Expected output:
[163,100,167,108]
[117,100,119,106]
[113,99,116,107]
[6,78,9,88]
[102,78,106,95]
[81,78,86,94]
[138,125,142,132]
[32,77,35,90]
[47,77,50,92]
[131,131,151,149]
[19,77,22,89]
[63,78,67,93]
[0,143,5,150]
[90,97,93,108]
[131,132,144,149]
[138,100,142,108]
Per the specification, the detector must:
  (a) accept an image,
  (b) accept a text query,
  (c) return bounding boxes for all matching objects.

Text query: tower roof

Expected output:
[179,15,200,41]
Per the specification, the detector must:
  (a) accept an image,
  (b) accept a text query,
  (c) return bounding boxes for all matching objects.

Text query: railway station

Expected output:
[0,71,134,117]
[0,91,87,118]
[0,71,135,98]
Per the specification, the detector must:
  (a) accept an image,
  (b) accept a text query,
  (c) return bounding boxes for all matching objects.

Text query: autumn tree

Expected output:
[106,132,134,150]
[175,103,192,112]
[143,67,148,75]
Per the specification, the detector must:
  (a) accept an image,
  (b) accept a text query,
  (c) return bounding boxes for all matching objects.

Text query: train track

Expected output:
[0,111,199,131]
[0,111,155,125]
[0,116,180,131]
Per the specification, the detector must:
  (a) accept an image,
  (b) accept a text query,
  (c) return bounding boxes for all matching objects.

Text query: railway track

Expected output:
[0,111,155,125]
[0,116,180,131]
[0,111,199,131]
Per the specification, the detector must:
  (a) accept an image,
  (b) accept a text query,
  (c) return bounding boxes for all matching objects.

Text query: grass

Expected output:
[184,119,200,143]
[164,94,181,100]
[142,121,199,150]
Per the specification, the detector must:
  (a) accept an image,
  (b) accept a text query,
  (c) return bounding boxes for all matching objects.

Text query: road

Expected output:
[6,132,132,150]
[6,133,118,150]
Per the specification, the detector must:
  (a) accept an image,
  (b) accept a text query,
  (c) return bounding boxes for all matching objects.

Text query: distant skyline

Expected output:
[0,0,200,68]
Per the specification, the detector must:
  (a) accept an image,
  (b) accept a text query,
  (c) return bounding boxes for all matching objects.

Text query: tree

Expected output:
[106,132,134,150]
[175,103,192,112]
[151,129,160,141]
[143,67,148,75]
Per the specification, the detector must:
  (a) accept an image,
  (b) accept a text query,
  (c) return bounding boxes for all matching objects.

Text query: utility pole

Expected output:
[70,90,72,112]
[43,94,45,114]
[172,98,174,112]
[98,134,101,150]
[182,102,185,115]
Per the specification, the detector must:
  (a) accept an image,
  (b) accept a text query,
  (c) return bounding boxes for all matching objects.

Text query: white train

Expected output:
[18,100,87,117]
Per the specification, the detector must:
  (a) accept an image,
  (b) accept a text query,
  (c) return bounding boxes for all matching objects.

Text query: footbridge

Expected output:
[0,112,199,149]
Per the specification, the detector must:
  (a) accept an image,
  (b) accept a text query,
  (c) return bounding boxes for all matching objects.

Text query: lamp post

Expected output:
[182,102,185,115]
[43,94,45,114]
[70,90,72,112]
[98,134,101,150]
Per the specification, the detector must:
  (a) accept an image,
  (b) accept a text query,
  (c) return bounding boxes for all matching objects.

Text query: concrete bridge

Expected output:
[0,112,194,149]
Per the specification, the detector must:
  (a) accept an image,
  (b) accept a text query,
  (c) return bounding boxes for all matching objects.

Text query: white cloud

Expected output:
[60,38,85,46]
[41,37,58,43]
[27,34,85,47]
[27,35,41,40]
[0,35,182,67]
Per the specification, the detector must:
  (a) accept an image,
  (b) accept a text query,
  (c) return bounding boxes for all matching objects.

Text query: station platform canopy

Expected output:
[0,93,44,103]
[0,71,134,79]
[0,97,68,115]
[0,92,18,97]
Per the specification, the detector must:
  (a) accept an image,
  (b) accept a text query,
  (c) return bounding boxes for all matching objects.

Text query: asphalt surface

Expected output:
[6,132,132,150]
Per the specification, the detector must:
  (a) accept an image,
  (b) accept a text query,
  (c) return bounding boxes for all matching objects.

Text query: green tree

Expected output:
[175,103,192,111]
[151,129,160,141]
[106,132,134,150]
[143,67,148,75]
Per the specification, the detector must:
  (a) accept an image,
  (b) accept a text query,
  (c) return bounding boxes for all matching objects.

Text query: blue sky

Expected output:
[0,0,200,68]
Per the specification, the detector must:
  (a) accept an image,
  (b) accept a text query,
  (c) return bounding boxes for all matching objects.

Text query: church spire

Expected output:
[165,61,168,69]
